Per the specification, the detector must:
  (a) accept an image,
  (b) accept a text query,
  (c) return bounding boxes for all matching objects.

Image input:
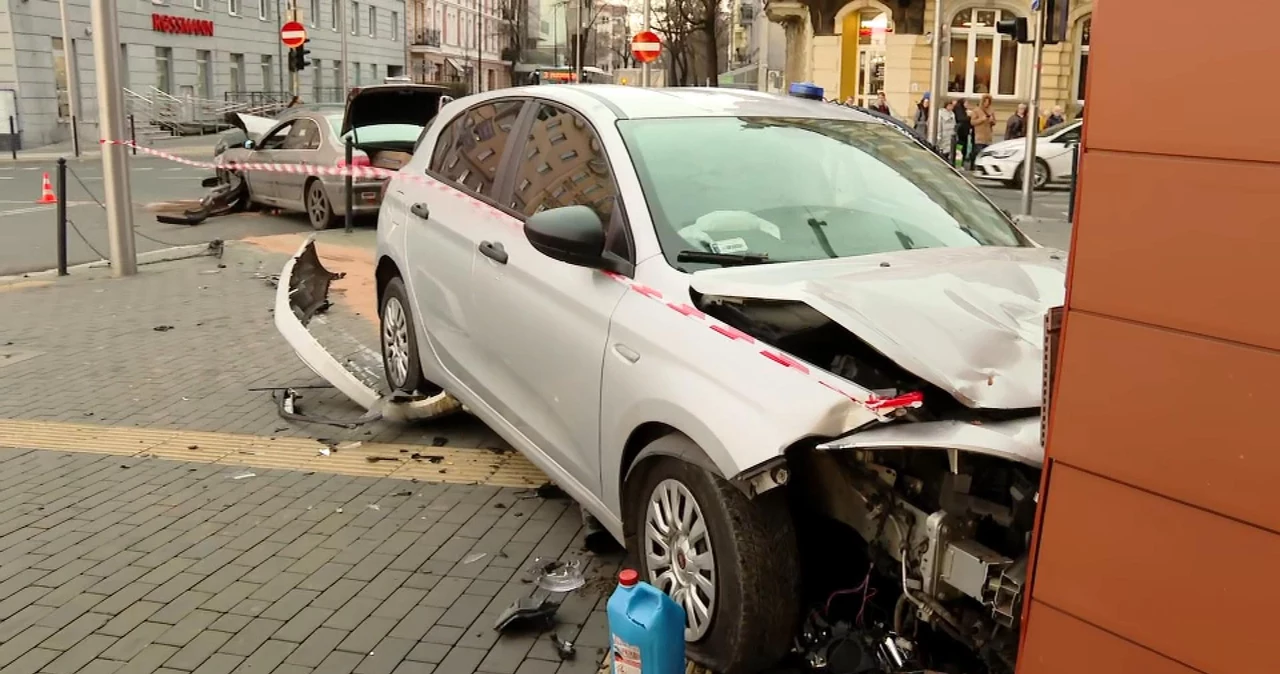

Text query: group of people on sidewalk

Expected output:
[844,91,1079,171]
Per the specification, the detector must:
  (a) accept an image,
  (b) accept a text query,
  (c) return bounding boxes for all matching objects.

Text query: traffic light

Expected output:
[996,16,1030,44]
[1042,0,1071,44]
[288,39,312,72]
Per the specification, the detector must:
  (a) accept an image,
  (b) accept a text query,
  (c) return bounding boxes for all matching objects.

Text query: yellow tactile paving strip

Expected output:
[0,420,548,487]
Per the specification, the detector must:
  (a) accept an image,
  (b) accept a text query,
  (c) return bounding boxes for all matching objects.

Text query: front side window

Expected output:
[258,121,295,150]
[511,103,617,227]
[429,100,524,196]
[284,118,323,149]
[947,8,1020,97]
[618,117,1028,270]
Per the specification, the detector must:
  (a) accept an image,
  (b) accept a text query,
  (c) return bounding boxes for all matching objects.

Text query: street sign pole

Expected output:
[57,0,83,157]
[926,0,945,150]
[640,0,651,87]
[90,0,137,277]
[290,0,301,98]
[1020,4,1045,216]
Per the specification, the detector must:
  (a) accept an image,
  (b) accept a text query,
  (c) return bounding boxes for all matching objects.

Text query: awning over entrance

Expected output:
[446,58,470,74]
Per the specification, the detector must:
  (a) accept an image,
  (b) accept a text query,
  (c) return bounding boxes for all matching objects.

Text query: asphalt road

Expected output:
[0,154,317,276]
[0,153,1075,276]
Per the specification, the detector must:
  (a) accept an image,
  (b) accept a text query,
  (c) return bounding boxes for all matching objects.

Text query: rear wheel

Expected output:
[379,276,430,394]
[626,436,800,674]
[305,179,336,231]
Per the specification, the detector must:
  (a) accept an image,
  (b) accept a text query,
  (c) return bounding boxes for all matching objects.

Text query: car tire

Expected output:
[1014,159,1052,191]
[305,178,336,231]
[626,437,800,674]
[379,276,431,395]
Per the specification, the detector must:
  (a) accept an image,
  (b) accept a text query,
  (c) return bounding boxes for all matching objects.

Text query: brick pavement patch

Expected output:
[0,447,626,674]
[0,420,545,488]
[0,242,507,450]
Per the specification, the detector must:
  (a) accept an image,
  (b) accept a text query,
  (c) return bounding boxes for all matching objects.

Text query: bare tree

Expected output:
[651,0,722,85]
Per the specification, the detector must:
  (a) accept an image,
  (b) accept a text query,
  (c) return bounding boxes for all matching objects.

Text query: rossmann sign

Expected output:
[152,13,215,36]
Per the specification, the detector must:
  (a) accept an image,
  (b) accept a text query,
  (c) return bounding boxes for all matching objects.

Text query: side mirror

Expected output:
[524,205,607,269]
[243,139,255,149]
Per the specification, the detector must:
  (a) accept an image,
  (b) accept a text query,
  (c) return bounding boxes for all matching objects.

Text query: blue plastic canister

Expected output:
[607,569,686,674]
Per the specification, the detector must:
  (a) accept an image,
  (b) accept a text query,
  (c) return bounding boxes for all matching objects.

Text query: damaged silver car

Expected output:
[304,86,1068,674]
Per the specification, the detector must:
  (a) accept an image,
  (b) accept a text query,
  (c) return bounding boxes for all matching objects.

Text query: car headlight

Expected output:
[987,148,1021,160]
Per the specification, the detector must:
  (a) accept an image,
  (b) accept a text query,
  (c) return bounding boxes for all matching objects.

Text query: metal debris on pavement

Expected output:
[231,472,256,480]
[551,633,576,660]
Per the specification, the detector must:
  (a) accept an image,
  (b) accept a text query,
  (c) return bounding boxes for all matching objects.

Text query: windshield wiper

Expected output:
[676,250,771,266]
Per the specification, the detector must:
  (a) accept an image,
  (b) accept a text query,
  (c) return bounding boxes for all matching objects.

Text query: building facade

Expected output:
[766,0,1093,124]
[0,0,408,148]
[406,0,509,91]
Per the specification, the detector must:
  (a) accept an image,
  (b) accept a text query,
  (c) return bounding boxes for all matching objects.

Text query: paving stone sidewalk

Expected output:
[0,446,624,674]
[0,241,502,449]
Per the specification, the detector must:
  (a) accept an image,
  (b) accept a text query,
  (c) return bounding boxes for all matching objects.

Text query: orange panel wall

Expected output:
[1017,0,1280,672]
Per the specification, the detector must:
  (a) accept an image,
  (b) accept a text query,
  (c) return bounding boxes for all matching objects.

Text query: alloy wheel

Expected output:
[644,478,717,641]
[382,296,410,389]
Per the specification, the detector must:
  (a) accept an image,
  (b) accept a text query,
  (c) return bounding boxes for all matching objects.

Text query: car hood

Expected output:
[341,84,449,136]
[226,112,276,140]
[689,246,1067,409]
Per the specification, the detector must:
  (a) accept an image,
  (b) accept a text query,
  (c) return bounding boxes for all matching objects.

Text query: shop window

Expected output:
[155,46,173,94]
[947,8,1020,97]
[196,50,212,99]
[1076,17,1091,103]
[51,38,69,120]
[230,53,246,93]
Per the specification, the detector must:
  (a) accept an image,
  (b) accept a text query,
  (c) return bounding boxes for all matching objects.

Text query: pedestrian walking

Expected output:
[968,94,996,170]
[938,99,957,163]
[870,91,892,116]
[1045,105,1065,129]
[1005,103,1028,141]
[954,99,972,168]
[913,93,931,136]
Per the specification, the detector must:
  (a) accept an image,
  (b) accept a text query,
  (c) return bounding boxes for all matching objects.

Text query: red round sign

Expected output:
[281,21,307,48]
[630,31,661,64]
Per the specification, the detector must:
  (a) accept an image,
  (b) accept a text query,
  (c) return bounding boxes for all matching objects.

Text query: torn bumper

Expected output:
[817,416,1043,467]
[274,236,462,422]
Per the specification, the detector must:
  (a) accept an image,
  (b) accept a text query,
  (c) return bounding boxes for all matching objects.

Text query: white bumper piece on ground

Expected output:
[274,235,462,423]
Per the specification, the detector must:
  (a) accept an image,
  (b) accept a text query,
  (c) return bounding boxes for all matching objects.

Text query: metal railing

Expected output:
[412,29,442,46]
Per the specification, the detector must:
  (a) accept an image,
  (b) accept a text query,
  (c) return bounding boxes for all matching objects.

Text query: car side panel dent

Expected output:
[599,264,880,518]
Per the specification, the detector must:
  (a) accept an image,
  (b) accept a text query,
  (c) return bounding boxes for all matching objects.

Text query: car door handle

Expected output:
[410,203,430,219]
[478,241,508,264]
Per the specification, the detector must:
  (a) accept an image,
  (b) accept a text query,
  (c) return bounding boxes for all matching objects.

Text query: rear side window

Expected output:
[509,102,618,226]
[429,100,523,196]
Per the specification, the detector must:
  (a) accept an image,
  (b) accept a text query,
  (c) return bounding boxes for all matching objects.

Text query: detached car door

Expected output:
[401,98,527,387]
[246,120,296,202]
[466,100,632,494]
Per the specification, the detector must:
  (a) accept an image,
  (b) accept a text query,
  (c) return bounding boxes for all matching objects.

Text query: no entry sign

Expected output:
[281,21,307,48]
[631,31,661,64]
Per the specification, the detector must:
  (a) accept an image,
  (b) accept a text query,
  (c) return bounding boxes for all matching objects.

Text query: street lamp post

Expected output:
[56,0,83,156]
[1020,6,1046,216]
[90,0,137,276]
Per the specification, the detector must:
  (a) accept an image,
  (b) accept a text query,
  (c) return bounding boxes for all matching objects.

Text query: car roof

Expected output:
[471,85,885,123]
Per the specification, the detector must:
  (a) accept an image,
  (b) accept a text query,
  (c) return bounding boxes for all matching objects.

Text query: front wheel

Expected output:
[379,276,430,394]
[626,437,800,674]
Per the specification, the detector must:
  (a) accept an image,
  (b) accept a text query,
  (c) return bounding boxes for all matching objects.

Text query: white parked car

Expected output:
[371,85,1065,674]
[974,119,1082,189]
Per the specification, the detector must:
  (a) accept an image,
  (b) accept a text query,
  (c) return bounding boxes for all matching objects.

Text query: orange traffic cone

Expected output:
[36,172,56,204]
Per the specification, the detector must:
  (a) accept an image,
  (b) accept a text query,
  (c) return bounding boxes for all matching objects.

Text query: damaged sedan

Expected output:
[361,86,1065,674]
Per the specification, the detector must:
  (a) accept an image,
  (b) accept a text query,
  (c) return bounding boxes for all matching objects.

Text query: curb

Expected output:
[0,240,223,283]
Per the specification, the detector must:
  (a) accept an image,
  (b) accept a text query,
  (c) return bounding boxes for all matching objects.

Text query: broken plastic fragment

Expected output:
[367,504,381,511]
[318,447,331,457]
[462,552,487,565]
[525,558,585,593]
[231,472,256,480]
[337,441,362,450]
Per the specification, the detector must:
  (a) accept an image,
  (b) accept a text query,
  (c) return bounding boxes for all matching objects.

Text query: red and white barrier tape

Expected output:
[103,138,924,418]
